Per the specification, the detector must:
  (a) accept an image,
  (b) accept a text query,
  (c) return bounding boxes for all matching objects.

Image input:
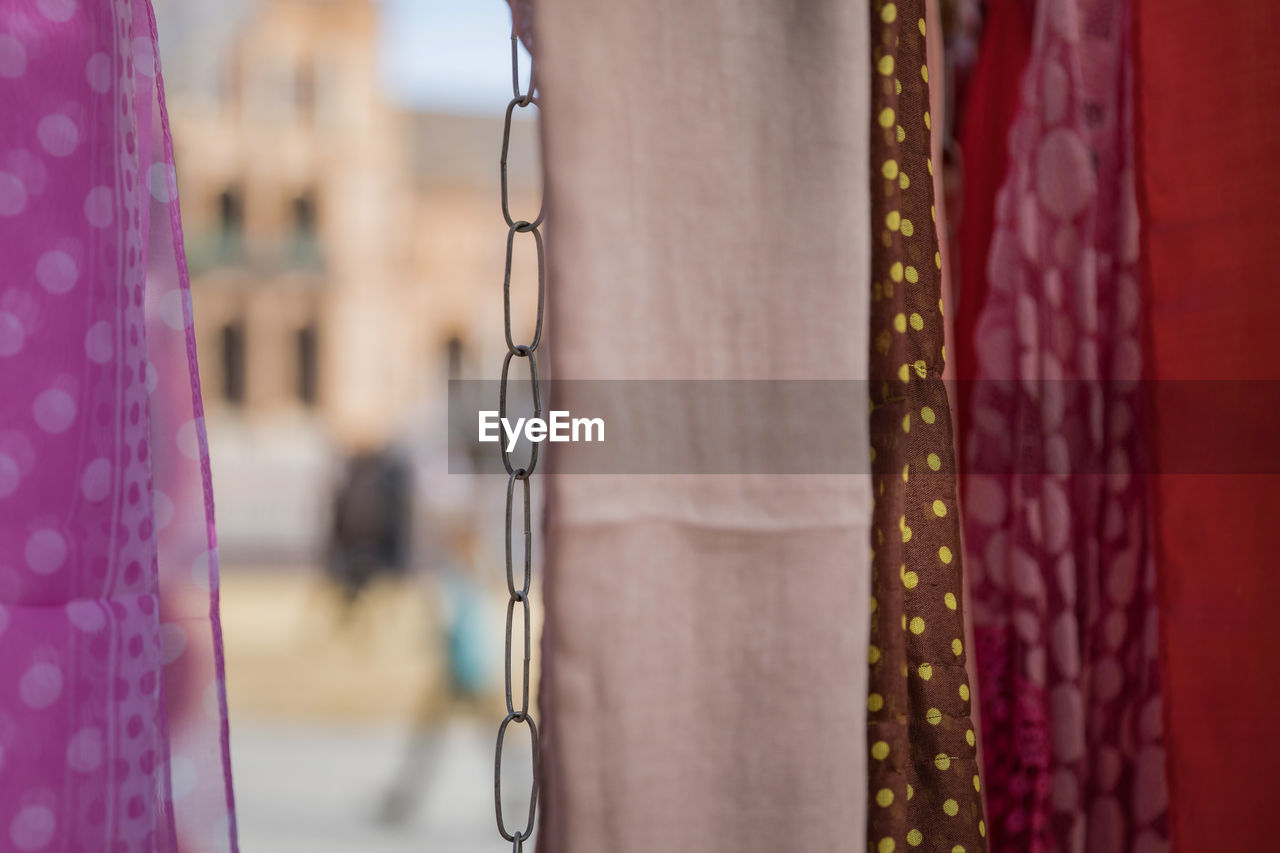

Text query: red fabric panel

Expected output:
[953,0,1032,445]
[1134,1,1280,849]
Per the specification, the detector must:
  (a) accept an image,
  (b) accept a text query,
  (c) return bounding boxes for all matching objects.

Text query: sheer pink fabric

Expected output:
[0,1,236,850]
[961,0,1166,851]
[508,0,534,54]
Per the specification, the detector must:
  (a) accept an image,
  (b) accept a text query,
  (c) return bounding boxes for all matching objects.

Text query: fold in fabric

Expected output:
[863,2,988,851]
[0,2,237,850]
[961,1,1167,850]
[532,1,874,850]
[1134,0,1280,850]
[952,0,1033,444]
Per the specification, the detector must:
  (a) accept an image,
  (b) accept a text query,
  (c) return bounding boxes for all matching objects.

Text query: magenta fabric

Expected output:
[0,1,236,851]
[508,0,534,53]
[961,0,1167,850]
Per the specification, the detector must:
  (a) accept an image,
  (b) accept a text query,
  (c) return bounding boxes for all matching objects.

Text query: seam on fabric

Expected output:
[143,1,240,849]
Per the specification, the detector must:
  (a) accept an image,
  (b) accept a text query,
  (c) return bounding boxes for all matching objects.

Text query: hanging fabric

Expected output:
[952,0,1034,443]
[0,1,237,850]
[960,0,1167,850]
[863,1,988,851]
[1133,0,1280,850]
[531,1,875,850]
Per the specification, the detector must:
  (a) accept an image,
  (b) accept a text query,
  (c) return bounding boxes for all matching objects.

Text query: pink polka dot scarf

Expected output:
[0,1,237,851]
[961,0,1168,850]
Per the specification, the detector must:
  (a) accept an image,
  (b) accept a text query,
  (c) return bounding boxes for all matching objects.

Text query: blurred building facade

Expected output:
[154,0,539,562]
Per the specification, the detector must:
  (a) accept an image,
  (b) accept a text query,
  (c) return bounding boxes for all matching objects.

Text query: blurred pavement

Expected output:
[220,569,537,852]
[231,720,510,853]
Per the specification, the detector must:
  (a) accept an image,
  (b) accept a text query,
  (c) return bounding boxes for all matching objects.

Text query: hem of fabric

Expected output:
[144,2,240,849]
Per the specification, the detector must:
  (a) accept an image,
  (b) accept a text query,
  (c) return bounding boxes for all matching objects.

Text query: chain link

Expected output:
[495,27,542,852]
[499,346,542,476]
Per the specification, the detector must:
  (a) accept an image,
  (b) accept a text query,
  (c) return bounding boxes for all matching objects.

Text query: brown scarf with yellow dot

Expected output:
[865,2,987,852]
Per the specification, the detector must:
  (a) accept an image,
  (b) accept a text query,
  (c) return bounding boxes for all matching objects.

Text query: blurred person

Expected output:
[324,446,411,622]
[377,521,499,825]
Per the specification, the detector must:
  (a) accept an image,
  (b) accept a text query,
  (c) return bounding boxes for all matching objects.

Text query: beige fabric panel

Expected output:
[534,2,873,850]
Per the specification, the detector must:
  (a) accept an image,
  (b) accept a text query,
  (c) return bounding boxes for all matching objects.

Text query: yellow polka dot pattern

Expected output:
[864,2,986,852]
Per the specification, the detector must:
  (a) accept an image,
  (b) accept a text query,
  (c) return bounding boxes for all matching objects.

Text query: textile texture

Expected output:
[1133,0,1280,850]
[0,1,236,850]
[952,0,1032,442]
[863,1,988,851]
[960,0,1167,850]
[532,1,874,851]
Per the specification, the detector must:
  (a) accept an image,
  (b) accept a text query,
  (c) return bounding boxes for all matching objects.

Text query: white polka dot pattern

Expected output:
[0,1,236,850]
[960,0,1167,851]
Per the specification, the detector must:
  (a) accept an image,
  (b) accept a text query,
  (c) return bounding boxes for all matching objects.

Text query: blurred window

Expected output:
[220,320,247,405]
[297,323,318,405]
[445,335,465,381]
[294,191,317,237]
[290,190,323,269]
[218,186,244,235]
[216,186,244,263]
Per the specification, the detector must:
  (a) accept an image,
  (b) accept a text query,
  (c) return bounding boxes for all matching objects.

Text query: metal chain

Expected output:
[494,27,542,853]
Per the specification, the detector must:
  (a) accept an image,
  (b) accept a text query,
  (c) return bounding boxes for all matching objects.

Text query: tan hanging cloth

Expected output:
[532,1,874,850]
